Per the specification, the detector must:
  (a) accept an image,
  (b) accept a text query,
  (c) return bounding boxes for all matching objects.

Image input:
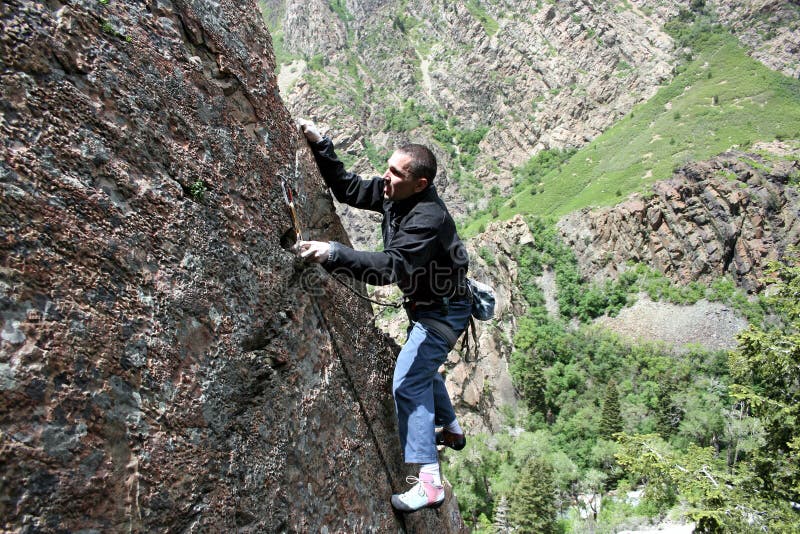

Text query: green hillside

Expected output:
[464,28,800,236]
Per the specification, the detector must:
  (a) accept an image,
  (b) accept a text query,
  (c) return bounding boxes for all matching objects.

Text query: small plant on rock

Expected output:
[190,179,207,201]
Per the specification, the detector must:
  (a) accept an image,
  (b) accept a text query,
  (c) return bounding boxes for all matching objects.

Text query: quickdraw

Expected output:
[281,151,303,243]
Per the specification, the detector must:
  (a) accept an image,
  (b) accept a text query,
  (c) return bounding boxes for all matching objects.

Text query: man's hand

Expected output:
[297,118,323,143]
[295,240,331,263]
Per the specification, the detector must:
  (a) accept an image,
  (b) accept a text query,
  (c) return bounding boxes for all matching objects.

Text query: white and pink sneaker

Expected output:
[390,473,445,512]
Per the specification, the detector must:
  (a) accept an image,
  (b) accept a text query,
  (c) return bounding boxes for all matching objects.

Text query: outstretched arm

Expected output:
[299,119,384,212]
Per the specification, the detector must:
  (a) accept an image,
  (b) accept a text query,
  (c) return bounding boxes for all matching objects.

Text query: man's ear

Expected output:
[414,176,429,192]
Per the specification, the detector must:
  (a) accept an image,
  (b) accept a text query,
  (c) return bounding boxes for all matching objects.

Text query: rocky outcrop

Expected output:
[630,0,800,79]
[558,142,800,292]
[0,1,465,531]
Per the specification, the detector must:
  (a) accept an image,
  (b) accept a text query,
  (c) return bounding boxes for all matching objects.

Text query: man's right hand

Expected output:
[297,118,323,143]
[295,240,331,263]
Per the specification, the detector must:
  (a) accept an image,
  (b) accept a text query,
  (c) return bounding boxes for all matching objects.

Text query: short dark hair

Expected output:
[397,144,437,184]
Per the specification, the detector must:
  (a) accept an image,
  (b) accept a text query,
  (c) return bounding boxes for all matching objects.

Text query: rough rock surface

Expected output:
[558,143,800,292]
[0,1,465,532]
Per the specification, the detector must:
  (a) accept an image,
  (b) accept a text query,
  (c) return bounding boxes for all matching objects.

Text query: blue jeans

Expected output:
[393,300,471,464]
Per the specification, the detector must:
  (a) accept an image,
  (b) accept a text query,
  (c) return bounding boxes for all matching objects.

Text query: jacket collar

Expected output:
[389,184,437,213]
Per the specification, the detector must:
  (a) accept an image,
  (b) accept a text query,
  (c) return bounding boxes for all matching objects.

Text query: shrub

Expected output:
[479,246,496,266]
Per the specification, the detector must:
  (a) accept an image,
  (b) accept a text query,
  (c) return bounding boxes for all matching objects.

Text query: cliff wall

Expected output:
[0,1,463,531]
[558,142,800,292]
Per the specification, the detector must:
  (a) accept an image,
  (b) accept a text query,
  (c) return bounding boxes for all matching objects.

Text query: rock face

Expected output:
[558,143,800,292]
[0,1,464,532]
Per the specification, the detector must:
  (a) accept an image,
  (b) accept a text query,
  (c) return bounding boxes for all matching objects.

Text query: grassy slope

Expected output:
[463,31,800,236]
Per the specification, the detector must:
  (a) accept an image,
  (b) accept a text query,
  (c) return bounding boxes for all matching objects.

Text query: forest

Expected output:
[445,217,799,533]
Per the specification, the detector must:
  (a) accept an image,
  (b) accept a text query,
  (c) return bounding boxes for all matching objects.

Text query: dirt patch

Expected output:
[595,294,748,351]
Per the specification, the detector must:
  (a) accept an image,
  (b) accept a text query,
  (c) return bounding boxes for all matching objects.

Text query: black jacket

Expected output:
[310,137,469,302]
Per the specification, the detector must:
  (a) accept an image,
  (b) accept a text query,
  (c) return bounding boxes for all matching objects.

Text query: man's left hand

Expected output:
[297,118,323,143]
[295,240,331,263]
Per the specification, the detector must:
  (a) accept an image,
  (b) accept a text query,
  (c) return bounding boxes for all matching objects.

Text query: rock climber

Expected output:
[295,118,471,513]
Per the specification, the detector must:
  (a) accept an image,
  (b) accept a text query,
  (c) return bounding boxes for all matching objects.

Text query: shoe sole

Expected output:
[390,496,445,513]
[435,433,466,451]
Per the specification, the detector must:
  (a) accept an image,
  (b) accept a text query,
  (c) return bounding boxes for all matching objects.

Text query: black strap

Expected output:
[417,316,481,364]
[459,317,479,362]
[330,272,402,308]
[416,317,460,349]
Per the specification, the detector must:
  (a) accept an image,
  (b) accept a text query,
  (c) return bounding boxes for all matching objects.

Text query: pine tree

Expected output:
[492,494,511,534]
[656,378,679,437]
[599,379,623,439]
[509,457,558,534]
[729,253,800,511]
[513,351,547,416]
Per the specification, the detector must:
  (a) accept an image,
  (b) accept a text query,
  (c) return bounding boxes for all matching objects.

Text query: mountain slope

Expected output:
[262,0,676,236]
[464,28,800,234]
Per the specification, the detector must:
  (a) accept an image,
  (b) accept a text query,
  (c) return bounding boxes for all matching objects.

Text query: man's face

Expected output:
[383,151,427,201]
